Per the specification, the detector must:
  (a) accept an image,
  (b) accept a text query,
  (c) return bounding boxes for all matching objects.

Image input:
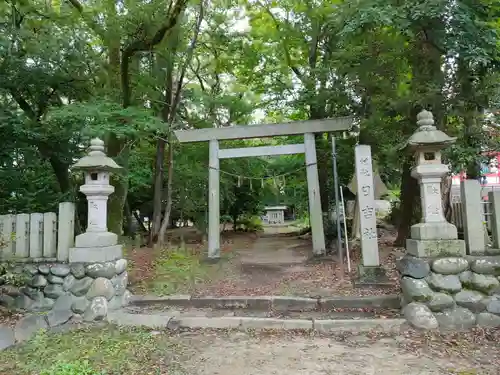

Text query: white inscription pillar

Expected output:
[354,145,380,267]
[208,139,220,259]
[304,132,326,255]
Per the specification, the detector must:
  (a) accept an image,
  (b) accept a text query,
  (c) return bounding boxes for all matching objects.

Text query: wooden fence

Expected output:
[450,196,493,232]
[0,202,75,262]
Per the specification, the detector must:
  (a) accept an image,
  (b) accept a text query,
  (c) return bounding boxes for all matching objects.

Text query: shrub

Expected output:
[238,216,263,232]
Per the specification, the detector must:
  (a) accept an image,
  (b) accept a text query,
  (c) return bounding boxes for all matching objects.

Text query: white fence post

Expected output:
[29,213,44,259]
[0,215,14,258]
[43,212,57,258]
[489,191,500,249]
[460,180,486,254]
[15,214,30,258]
[57,202,75,261]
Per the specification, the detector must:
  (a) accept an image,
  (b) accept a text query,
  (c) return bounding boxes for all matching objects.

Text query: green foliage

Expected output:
[1,0,500,239]
[0,236,28,287]
[149,247,215,295]
[40,360,103,375]
[0,260,28,287]
[0,326,174,374]
[237,215,264,232]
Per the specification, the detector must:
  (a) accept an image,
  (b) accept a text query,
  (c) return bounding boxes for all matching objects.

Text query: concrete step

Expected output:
[124,304,400,320]
[130,294,401,312]
[107,310,406,333]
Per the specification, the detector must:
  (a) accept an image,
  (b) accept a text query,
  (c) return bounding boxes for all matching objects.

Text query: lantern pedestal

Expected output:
[406,238,465,258]
[75,232,118,248]
[69,244,123,263]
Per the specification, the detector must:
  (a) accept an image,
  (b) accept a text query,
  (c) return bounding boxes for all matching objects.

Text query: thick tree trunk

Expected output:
[133,210,148,233]
[106,134,130,235]
[150,138,166,243]
[395,20,445,246]
[458,60,484,180]
[441,175,453,222]
[123,199,133,237]
[157,142,175,247]
[394,157,420,246]
[48,156,72,195]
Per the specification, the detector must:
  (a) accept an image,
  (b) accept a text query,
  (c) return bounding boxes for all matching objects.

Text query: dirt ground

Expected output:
[127,225,401,297]
[3,325,499,374]
[162,329,497,375]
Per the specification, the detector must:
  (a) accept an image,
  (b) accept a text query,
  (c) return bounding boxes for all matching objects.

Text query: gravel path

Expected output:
[175,332,477,375]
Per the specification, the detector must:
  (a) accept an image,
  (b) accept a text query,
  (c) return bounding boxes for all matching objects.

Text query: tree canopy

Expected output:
[1,0,499,246]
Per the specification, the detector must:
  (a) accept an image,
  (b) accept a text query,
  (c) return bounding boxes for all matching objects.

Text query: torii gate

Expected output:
[174,117,353,259]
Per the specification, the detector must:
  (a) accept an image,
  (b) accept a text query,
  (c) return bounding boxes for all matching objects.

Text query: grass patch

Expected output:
[0,325,183,375]
[144,246,231,296]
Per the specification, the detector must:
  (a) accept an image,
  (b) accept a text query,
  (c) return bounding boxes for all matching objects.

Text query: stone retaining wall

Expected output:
[0,259,130,327]
[398,254,500,330]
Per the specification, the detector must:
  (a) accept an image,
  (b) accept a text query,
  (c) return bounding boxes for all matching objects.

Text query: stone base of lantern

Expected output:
[69,245,123,263]
[406,239,466,258]
[410,222,458,240]
[354,265,392,288]
[75,231,118,248]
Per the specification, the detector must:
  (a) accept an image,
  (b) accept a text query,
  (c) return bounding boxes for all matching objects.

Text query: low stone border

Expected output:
[0,314,89,351]
[107,311,406,333]
[130,294,401,311]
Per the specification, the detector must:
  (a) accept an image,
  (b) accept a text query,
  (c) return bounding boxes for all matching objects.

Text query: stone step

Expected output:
[124,304,401,320]
[130,294,401,312]
[107,310,406,333]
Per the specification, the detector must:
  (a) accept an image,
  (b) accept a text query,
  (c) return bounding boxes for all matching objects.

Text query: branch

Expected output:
[169,0,205,124]
[9,90,36,120]
[36,87,58,118]
[121,0,189,108]
[308,20,321,70]
[66,0,106,39]
[259,4,303,80]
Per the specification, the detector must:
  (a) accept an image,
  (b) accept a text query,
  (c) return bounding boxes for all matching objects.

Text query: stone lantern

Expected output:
[69,138,123,263]
[405,110,465,257]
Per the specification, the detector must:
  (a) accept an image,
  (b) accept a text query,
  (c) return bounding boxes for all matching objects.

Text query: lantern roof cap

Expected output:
[407,110,456,150]
[72,138,122,172]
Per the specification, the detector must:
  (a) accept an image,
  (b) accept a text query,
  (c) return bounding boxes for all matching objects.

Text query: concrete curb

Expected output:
[130,294,401,311]
[107,311,406,333]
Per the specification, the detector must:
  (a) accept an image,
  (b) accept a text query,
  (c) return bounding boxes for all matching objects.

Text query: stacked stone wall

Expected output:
[399,254,500,330]
[0,259,130,327]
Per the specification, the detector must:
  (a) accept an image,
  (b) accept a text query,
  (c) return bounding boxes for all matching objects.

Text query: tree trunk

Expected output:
[107,134,130,235]
[48,156,72,195]
[458,60,483,180]
[394,157,420,246]
[150,138,166,243]
[441,174,453,222]
[123,199,133,237]
[157,141,175,247]
[133,210,148,233]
